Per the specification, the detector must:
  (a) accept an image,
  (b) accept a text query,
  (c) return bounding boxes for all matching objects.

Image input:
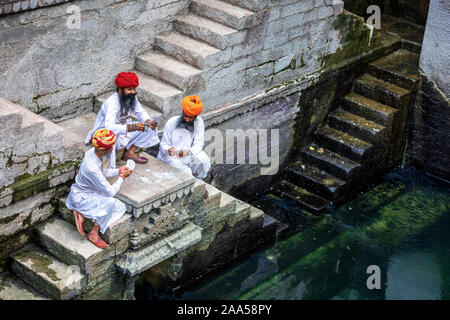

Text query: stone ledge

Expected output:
[0,0,76,16]
[116,222,202,277]
[112,153,196,218]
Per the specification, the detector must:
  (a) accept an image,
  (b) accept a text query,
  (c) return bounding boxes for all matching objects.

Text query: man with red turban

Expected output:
[66,129,132,248]
[157,95,211,179]
[85,72,160,167]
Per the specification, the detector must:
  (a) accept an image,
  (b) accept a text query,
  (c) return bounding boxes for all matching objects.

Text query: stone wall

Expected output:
[0,0,346,122]
[0,0,77,16]
[0,0,190,121]
[203,10,387,194]
[405,0,450,183]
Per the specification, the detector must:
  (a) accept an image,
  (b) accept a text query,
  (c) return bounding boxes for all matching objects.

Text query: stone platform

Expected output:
[113,154,196,218]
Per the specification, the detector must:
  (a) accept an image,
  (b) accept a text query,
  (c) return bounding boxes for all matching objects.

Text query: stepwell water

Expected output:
[138,168,449,300]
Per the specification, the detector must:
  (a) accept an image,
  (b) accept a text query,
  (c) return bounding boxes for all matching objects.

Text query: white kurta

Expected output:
[66,148,126,234]
[85,92,160,168]
[157,116,211,179]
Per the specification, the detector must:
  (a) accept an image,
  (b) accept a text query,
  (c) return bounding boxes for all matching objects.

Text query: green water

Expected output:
[178,168,450,300]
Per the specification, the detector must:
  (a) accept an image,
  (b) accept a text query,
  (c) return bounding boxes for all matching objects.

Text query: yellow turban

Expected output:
[182,95,203,117]
[92,129,116,149]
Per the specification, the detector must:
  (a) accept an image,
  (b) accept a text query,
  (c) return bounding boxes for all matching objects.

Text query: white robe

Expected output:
[66,148,126,234]
[85,92,160,168]
[157,115,211,179]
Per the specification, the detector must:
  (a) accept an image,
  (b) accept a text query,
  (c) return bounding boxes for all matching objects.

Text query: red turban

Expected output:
[92,129,116,149]
[182,95,204,117]
[115,72,139,88]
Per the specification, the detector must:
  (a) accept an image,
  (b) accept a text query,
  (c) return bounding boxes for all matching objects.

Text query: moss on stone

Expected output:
[21,213,32,228]
[321,12,382,69]
[14,249,61,282]
[0,213,20,225]
[0,158,79,204]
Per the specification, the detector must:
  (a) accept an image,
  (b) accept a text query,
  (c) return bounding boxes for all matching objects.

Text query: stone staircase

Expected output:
[89,0,260,125]
[0,97,85,206]
[270,49,420,212]
[2,169,267,299]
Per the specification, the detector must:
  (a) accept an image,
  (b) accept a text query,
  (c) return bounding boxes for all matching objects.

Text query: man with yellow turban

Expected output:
[157,95,211,179]
[66,129,132,248]
[85,72,160,167]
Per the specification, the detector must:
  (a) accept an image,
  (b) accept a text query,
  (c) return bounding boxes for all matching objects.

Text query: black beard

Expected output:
[119,92,137,116]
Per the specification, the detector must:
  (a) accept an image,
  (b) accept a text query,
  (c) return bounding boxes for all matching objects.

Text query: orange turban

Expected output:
[115,72,139,88]
[182,95,203,117]
[92,129,116,149]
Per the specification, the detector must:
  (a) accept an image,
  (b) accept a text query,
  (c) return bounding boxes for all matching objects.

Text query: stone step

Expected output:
[272,180,330,212]
[203,183,222,209]
[316,126,374,163]
[155,31,230,70]
[223,0,267,11]
[38,118,66,161]
[342,92,397,127]
[135,71,184,116]
[328,109,386,145]
[61,125,90,160]
[136,50,203,91]
[367,49,420,90]
[2,99,46,138]
[10,244,86,300]
[174,13,246,50]
[95,91,164,121]
[57,197,134,244]
[0,97,22,136]
[301,143,360,181]
[283,161,347,201]
[0,272,50,300]
[191,0,258,30]
[35,217,105,275]
[353,74,411,109]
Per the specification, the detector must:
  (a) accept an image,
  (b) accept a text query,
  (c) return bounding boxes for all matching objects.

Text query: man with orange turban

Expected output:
[85,72,160,168]
[157,95,211,179]
[66,129,132,249]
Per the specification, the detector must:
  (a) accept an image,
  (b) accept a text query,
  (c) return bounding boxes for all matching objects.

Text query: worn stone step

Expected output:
[135,71,184,117]
[203,183,222,209]
[155,31,230,70]
[316,126,374,163]
[57,197,134,244]
[191,0,258,30]
[368,49,420,90]
[342,92,397,127]
[272,180,330,212]
[301,143,360,181]
[0,98,45,139]
[328,108,386,144]
[136,50,203,91]
[0,272,50,300]
[35,217,128,281]
[174,13,246,50]
[10,244,86,300]
[61,127,89,161]
[224,0,267,11]
[0,97,22,136]
[283,161,347,201]
[353,74,411,109]
[95,91,164,121]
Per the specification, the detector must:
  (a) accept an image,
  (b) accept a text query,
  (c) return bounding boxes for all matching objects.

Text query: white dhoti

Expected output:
[111,128,159,168]
[157,115,211,180]
[66,148,126,234]
[162,150,211,179]
[66,191,125,234]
